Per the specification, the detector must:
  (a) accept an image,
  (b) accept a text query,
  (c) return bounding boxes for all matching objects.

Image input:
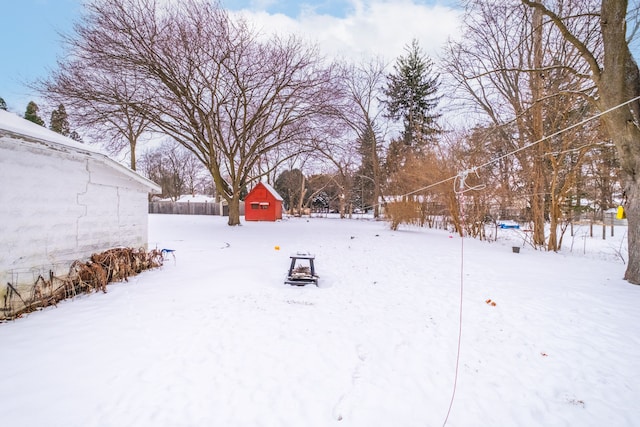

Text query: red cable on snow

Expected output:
[442,174,468,426]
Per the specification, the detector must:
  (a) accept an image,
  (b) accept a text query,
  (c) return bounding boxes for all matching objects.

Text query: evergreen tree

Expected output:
[275,169,305,212]
[0,96,7,111]
[382,39,441,150]
[24,101,45,126]
[69,130,83,142]
[49,104,71,136]
[355,126,380,211]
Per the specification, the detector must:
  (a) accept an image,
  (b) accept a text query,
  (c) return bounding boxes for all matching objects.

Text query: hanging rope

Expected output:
[441,170,476,426]
[436,94,640,426]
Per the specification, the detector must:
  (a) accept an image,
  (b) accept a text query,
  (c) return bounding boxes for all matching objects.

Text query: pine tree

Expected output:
[24,101,45,126]
[275,169,305,212]
[69,130,83,142]
[0,97,7,111]
[49,104,71,136]
[382,39,441,150]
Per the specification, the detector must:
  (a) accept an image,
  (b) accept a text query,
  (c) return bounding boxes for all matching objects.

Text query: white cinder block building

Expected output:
[0,110,161,289]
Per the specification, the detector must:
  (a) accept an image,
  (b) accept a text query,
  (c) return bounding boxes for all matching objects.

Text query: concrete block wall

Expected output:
[0,137,154,288]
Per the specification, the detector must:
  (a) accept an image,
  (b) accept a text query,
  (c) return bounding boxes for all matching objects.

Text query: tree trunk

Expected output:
[600,0,640,283]
[625,183,640,281]
[372,131,381,219]
[575,162,582,222]
[130,139,136,171]
[547,177,558,251]
[531,3,547,248]
[520,0,640,275]
[210,167,242,226]
[297,174,306,214]
[227,193,241,226]
[373,180,380,218]
[547,194,560,251]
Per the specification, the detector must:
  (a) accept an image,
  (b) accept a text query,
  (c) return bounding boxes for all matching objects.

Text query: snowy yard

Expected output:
[2,214,639,426]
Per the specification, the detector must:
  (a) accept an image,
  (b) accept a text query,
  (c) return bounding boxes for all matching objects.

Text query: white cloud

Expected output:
[230,0,462,66]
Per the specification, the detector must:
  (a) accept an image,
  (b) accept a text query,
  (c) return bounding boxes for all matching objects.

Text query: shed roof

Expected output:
[255,181,283,201]
[0,110,160,193]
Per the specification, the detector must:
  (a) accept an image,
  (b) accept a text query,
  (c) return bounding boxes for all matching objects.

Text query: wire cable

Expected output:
[383,95,640,206]
[437,94,640,425]
[441,172,469,426]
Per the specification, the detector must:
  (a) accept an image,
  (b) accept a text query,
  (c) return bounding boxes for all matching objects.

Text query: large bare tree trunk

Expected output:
[522,0,640,283]
[372,134,381,218]
[624,183,640,281]
[548,189,561,251]
[129,139,137,171]
[297,174,306,214]
[227,194,242,226]
[531,3,547,247]
[599,0,640,283]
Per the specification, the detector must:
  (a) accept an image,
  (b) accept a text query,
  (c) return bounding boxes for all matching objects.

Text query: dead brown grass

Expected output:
[2,247,164,321]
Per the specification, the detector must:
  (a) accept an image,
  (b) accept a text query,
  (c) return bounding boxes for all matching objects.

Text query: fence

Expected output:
[149,200,245,216]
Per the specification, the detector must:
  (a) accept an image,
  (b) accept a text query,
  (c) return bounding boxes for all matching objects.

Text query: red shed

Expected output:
[244,181,283,221]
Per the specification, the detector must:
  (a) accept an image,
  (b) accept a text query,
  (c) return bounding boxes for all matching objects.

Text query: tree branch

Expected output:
[521,0,602,83]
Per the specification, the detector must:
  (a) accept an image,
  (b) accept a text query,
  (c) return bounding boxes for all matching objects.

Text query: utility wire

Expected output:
[471,95,640,174]
[437,95,640,426]
[392,95,640,204]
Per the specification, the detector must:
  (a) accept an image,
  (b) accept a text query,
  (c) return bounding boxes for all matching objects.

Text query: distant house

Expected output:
[0,110,161,290]
[244,182,283,221]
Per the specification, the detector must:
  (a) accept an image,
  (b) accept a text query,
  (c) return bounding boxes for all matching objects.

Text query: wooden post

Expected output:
[611,212,614,237]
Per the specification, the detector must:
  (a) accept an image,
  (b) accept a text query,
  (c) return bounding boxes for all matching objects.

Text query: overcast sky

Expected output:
[0,0,462,115]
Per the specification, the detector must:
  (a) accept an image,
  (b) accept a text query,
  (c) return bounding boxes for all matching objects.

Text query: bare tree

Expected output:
[274,168,305,214]
[139,139,212,200]
[307,106,361,218]
[304,173,344,213]
[581,141,621,217]
[338,59,387,218]
[443,2,545,242]
[64,0,338,225]
[444,0,602,251]
[40,51,151,170]
[520,0,640,282]
[139,142,183,201]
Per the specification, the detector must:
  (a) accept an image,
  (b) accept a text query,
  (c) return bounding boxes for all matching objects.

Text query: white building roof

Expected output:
[0,110,160,193]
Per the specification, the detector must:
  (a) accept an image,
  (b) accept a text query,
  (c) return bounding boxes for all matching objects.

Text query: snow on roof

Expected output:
[0,109,105,155]
[259,181,283,201]
[0,109,160,193]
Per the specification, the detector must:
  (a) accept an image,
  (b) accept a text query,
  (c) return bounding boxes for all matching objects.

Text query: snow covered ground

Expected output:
[2,214,639,427]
